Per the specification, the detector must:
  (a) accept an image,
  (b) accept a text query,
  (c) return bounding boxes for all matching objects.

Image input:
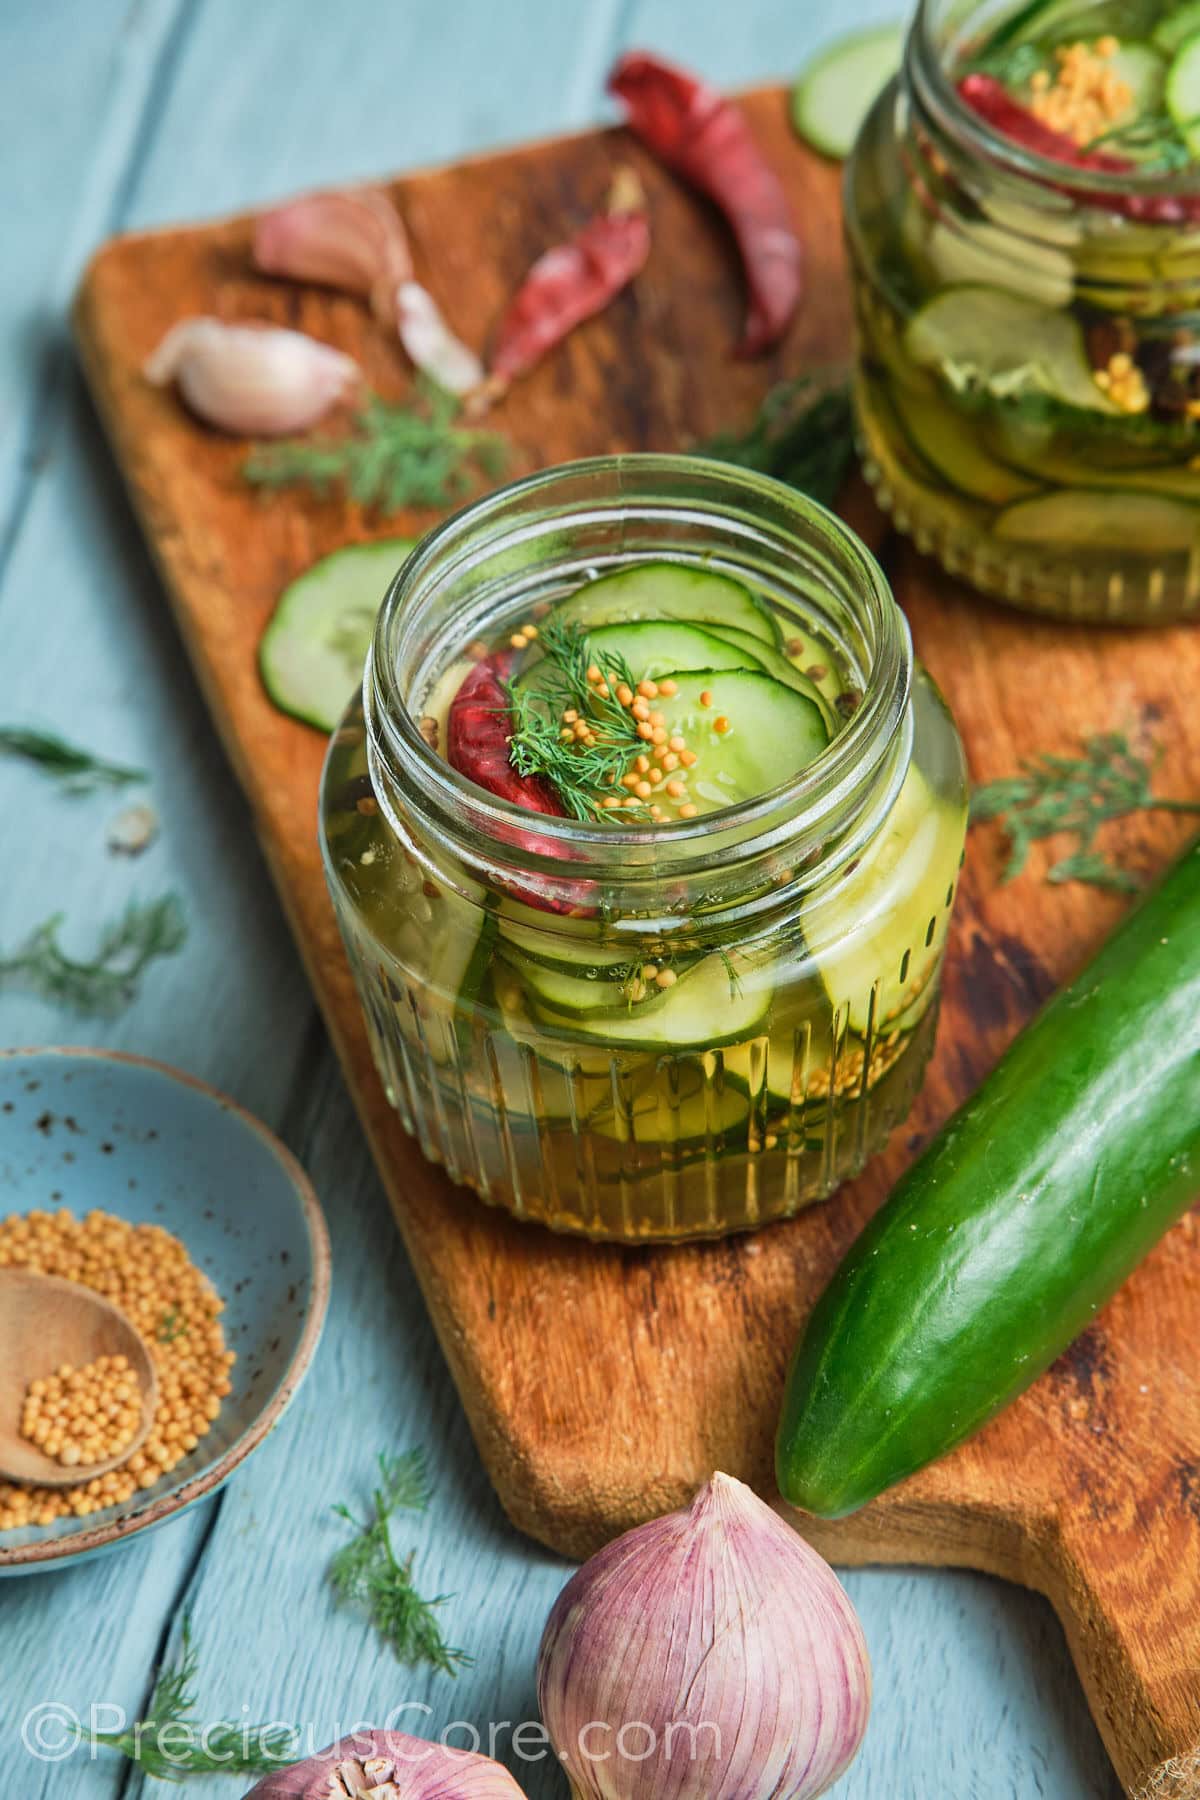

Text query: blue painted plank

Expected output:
[0,0,1125,1795]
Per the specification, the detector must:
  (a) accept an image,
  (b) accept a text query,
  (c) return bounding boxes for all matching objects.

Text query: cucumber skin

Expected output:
[776,839,1200,1520]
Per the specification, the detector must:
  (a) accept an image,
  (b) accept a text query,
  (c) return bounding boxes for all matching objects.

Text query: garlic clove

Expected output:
[254,188,413,324]
[537,1471,871,1800]
[241,1729,526,1798]
[144,318,360,437]
[395,281,484,395]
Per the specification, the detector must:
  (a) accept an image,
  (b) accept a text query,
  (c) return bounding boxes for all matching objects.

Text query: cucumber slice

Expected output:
[554,563,779,647]
[1167,32,1200,160]
[994,489,1200,550]
[700,624,838,728]
[1156,2,1200,55]
[1108,41,1167,117]
[530,952,771,1051]
[259,538,414,731]
[651,670,829,815]
[982,422,1200,500]
[905,287,1118,415]
[992,0,1160,48]
[802,767,965,1035]
[892,384,1043,505]
[921,219,1074,309]
[496,946,642,1016]
[515,620,766,705]
[587,1062,752,1144]
[790,23,906,160]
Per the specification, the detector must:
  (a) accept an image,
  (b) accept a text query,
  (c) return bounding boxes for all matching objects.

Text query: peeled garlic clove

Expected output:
[537,1471,871,1800]
[254,188,413,323]
[144,318,360,436]
[396,281,484,395]
[241,1729,526,1799]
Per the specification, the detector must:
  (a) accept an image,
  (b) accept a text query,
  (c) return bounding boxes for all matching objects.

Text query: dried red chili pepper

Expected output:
[475,169,650,406]
[958,73,1200,224]
[447,652,562,816]
[608,51,802,357]
[446,652,595,916]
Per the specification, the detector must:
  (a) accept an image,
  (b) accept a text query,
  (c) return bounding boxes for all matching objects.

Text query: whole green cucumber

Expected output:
[777,839,1200,1519]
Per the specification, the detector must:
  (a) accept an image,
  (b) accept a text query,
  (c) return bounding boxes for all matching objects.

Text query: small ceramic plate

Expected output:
[0,1048,330,1574]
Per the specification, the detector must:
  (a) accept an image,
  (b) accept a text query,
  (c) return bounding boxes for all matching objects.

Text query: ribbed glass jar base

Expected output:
[856,377,1200,627]
[338,903,943,1241]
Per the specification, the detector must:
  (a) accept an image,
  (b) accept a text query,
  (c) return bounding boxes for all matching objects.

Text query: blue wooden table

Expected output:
[0,2,1124,1794]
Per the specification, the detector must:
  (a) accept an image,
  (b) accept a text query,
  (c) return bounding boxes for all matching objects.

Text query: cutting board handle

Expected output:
[1056,1510,1200,1798]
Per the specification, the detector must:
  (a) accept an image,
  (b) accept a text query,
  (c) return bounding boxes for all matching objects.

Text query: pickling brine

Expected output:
[319,458,967,1241]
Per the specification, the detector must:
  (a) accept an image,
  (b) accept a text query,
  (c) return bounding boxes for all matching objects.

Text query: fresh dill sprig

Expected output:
[506,619,648,821]
[1088,109,1199,172]
[698,373,856,510]
[0,726,145,794]
[961,39,1048,88]
[243,382,507,514]
[970,731,1200,891]
[0,894,187,1015]
[87,1613,299,1779]
[329,1449,471,1676]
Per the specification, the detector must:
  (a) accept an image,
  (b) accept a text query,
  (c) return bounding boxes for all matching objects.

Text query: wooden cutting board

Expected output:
[74,90,1200,1798]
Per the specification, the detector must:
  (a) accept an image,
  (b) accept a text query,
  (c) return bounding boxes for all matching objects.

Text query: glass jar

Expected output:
[319,457,968,1241]
[847,0,1200,623]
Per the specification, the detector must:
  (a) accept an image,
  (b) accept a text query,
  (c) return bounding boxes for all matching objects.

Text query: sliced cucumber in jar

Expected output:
[892,384,1044,506]
[994,489,1200,550]
[700,623,838,727]
[554,563,780,646]
[992,0,1160,49]
[1107,41,1168,119]
[1156,2,1200,56]
[802,766,964,1036]
[259,538,414,731]
[790,23,906,161]
[529,952,771,1051]
[1167,32,1200,160]
[514,620,766,705]
[920,220,1074,310]
[905,287,1119,415]
[651,670,829,815]
[587,1061,753,1145]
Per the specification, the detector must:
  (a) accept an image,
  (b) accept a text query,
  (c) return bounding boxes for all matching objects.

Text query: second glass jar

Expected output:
[320,457,968,1241]
[847,0,1200,624]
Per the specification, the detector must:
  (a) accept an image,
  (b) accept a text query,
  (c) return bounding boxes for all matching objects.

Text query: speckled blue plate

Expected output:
[0,1048,330,1574]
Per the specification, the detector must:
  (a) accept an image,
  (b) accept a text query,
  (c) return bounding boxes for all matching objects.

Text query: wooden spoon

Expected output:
[0,1269,158,1487]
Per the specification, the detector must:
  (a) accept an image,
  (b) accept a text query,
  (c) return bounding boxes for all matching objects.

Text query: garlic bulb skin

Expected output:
[241,1729,525,1798]
[538,1472,871,1800]
[253,188,413,323]
[144,319,360,436]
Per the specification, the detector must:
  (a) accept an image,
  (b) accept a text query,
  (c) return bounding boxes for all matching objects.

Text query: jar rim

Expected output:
[365,453,912,893]
[911,0,1200,202]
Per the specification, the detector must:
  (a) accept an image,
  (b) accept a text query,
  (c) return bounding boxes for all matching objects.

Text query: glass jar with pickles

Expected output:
[319,457,967,1241]
[847,0,1200,622]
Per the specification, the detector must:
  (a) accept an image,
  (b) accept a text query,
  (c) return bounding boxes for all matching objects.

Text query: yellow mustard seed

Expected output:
[699,690,713,708]
[0,1207,233,1531]
[658,678,678,697]
[679,802,699,818]
[637,679,658,699]
[713,716,731,735]
[655,968,678,989]
[616,683,634,707]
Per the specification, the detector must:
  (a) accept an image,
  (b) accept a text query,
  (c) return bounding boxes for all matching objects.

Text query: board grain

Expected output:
[74,90,1200,1798]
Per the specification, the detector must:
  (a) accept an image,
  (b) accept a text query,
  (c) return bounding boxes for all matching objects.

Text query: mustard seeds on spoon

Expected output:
[0,1207,235,1529]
